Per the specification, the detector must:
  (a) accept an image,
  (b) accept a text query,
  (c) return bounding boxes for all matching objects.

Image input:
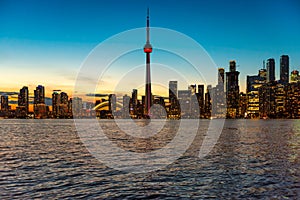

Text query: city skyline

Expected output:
[0,1,300,103]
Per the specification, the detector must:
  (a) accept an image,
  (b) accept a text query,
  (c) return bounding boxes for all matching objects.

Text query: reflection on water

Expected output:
[0,119,299,199]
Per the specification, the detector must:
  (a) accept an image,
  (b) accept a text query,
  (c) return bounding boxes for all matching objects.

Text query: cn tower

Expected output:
[143,8,152,116]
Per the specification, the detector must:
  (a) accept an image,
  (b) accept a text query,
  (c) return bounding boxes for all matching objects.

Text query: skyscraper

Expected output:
[280,55,289,84]
[143,8,153,116]
[226,60,240,118]
[34,85,46,118]
[267,58,275,82]
[34,85,45,104]
[18,86,29,114]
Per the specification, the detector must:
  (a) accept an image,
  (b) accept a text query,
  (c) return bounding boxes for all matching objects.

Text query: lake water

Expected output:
[0,119,299,199]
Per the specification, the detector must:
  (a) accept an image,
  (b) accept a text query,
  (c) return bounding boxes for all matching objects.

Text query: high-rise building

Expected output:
[280,55,289,84]
[122,94,131,118]
[246,69,267,118]
[143,8,153,116]
[178,89,191,118]
[109,94,116,116]
[226,60,240,118]
[169,81,179,117]
[169,81,178,105]
[34,85,45,104]
[196,84,204,117]
[1,95,9,111]
[52,90,69,118]
[285,82,300,118]
[72,97,83,118]
[18,86,29,114]
[204,85,212,118]
[34,85,46,118]
[266,58,275,82]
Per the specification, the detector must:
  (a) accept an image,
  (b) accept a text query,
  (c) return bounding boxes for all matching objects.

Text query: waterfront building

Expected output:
[266,58,275,82]
[280,55,289,85]
[226,60,240,118]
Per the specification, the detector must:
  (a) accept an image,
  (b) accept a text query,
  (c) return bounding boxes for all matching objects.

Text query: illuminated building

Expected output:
[285,82,300,118]
[226,60,240,118]
[204,85,212,118]
[169,81,179,117]
[52,90,69,118]
[34,85,46,118]
[17,86,29,118]
[259,82,285,118]
[246,69,267,118]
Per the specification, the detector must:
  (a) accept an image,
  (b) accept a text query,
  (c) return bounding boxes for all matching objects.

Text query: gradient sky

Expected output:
[0,0,300,100]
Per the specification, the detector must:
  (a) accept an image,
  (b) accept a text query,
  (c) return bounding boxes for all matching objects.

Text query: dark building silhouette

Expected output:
[226,60,240,118]
[196,84,204,117]
[34,85,46,118]
[18,86,29,117]
[267,58,275,82]
[52,90,69,118]
[169,81,179,118]
[280,55,289,84]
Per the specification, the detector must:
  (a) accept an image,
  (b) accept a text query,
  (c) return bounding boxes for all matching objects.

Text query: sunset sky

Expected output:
[1,0,300,101]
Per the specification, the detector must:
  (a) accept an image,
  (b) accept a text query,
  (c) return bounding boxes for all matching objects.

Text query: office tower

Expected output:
[18,86,29,114]
[123,94,131,118]
[204,85,212,118]
[290,70,300,83]
[226,60,240,118]
[52,90,69,118]
[196,84,204,117]
[169,81,178,105]
[285,82,300,118]
[266,58,275,82]
[246,69,267,118]
[143,8,153,116]
[169,81,179,118]
[280,55,289,84]
[131,89,138,108]
[178,89,191,118]
[108,94,116,116]
[213,68,226,118]
[34,85,46,118]
[52,90,61,117]
[34,85,45,104]
[72,97,83,118]
[1,95,9,111]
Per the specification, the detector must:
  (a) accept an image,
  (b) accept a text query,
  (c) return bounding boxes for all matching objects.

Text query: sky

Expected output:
[0,0,300,101]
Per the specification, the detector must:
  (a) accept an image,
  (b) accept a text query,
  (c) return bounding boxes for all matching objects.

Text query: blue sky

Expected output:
[0,0,299,97]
